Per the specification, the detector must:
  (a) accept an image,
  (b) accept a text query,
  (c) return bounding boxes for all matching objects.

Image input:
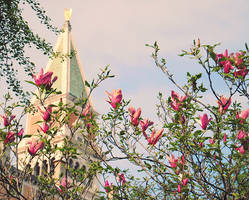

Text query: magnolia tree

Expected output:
[0,40,249,200]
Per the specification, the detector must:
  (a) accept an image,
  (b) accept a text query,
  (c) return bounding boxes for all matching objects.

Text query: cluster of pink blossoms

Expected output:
[140,118,164,145]
[38,105,52,134]
[117,173,126,185]
[216,49,248,78]
[106,89,164,145]
[104,173,126,195]
[170,91,187,112]
[166,155,188,193]
[127,106,163,145]
[28,104,52,155]
[198,96,232,130]
[201,96,231,148]
[169,91,187,123]
[82,102,95,132]
[0,113,24,144]
[27,104,51,156]
[0,113,15,127]
[27,68,58,156]
[235,108,249,155]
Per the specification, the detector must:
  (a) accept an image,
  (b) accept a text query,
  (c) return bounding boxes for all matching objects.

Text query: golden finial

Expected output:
[64,8,72,21]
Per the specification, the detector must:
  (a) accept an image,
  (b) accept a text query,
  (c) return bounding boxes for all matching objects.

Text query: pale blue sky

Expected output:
[4,0,249,123]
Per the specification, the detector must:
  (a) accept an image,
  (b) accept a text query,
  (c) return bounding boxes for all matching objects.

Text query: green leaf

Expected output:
[25,80,37,86]
[85,81,90,87]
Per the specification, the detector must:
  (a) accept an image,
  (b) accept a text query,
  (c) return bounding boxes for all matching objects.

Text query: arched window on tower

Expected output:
[42,160,48,175]
[34,162,40,176]
[69,158,73,177]
[75,162,79,170]
[50,157,55,173]
[81,165,86,172]
[69,158,73,168]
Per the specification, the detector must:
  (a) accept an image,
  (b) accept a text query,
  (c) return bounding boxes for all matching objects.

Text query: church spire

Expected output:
[18,8,95,150]
[44,8,89,100]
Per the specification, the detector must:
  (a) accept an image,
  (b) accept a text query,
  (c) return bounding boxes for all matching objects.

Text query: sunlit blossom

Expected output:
[106,89,122,109]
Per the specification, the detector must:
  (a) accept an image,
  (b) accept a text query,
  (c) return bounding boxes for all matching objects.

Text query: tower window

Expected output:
[34,162,40,176]
[75,162,79,170]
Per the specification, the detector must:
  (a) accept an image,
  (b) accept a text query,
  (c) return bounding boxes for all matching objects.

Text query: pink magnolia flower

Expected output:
[217,96,231,114]
[104,180,112,193]
[235,52,244,66]
[0,114,15,127]
[147,129,164,145]
[140,119,153,132]
[239,108,249,120]
[117,173,126,185]
[61,177,69,188]
[209,138,215,145]
[167,155,178,168]
[38,105,52,122]
[4,132,15,144]
[57,176,70,192]
[27,139,44,156]
[106,89,122,109]
[213,153,216,160]
[39,123,49,133]
[236,145,245,155]
[237,130,246,140]
[236,112,240,119]
[199,142,203,148]
[177,184,181,193]
[83,102,91,117]
[223,60,234,73]
[32,68,57,89]
[182,178,188,186]
[128,107,141,126]
[170,99,180,112]
[216,50,247,76]
[18,128,24,137]
[199,114,212,130]
[223,133,227,143]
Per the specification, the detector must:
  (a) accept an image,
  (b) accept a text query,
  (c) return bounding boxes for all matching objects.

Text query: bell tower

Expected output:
[18,9,99,199]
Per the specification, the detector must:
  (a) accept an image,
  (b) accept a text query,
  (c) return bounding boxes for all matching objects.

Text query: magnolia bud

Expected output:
[197,38,200,48]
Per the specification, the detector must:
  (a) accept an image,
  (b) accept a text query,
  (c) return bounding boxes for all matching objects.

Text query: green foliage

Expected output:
[0,0,59,104]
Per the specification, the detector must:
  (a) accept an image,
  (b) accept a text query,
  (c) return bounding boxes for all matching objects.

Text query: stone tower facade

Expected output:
[17,9,99,199]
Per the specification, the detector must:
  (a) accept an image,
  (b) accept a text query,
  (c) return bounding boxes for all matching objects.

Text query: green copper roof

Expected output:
[69,41,87,99]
